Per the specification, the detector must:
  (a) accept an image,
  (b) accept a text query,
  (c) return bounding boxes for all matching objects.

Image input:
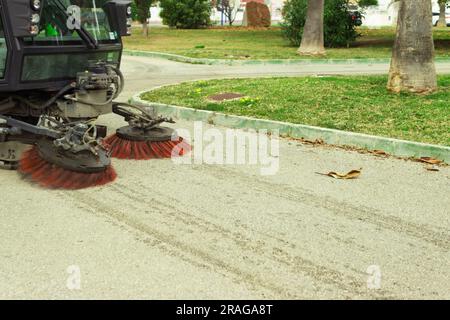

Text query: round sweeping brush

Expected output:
[104,126,191,160]
[19,140,117,190]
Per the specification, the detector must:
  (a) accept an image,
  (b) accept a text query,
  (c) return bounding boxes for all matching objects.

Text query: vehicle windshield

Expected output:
[26,0,117,45]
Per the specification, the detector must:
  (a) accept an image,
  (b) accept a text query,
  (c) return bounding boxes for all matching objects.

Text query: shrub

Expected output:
[281,0,361,47]
[133,0,153,24]
[281,0,308,47]
[130,1,138,21]
[159,0,211,29]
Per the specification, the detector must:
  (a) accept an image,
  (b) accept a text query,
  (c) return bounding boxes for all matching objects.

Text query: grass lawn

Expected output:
[141,76,450,146]
[124,26,450,60]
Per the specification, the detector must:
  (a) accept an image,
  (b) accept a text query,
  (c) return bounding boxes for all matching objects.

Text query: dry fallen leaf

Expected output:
[316,168,362,180]
[425,165,440,172]
[303,138,324,145]
[419,157,443,165]
[371,149,388,156]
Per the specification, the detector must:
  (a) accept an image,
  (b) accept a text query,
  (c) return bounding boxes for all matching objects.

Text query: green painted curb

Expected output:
[131,90,450,163]
[124,50,450,66]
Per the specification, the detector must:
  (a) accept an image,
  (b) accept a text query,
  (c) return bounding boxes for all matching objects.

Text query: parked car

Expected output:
[348,4,363,27]
[433,12,450,26]
[349,11,363,26]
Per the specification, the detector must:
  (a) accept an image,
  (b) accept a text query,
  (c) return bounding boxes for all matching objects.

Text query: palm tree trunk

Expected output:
[437,1,447,27]
[298,0,325,56]
[143,21,149,37]
[387,0,437,93]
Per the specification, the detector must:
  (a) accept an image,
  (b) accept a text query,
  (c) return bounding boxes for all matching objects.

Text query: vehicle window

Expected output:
[21,51,120,82]
[0,13,7,78]
[24,0,117,45]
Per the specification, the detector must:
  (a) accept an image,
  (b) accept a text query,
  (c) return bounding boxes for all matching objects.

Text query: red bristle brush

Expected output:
[104,126,191,160]
[19,146,117,190]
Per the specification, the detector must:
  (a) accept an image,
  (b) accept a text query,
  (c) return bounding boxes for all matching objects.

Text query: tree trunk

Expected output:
[228,9,234,26]
[298,0,325,56]
[387,0,437,93]
[437,1,447,27]
[143,21,149,37]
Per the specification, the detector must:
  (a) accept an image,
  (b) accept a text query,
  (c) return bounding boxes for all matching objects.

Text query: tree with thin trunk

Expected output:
[216,0,240,26]
[437,0,448,27]
[135,0,153,37]
[387,0,437,93]
[298,0,325,56]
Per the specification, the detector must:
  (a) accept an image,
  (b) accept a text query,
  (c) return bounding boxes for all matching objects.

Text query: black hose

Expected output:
[41,82,76,109]
[11,82,75,110]
[110,65,125,98]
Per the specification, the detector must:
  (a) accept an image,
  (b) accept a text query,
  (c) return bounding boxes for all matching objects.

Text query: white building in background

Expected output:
[361,0,444,27]
[211,0,285,25]
[148,0,285,25]
[360,0,399,27]
[147,0,446,27]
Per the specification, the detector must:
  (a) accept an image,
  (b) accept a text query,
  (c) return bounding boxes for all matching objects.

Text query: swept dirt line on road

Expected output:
[61,191,296,299]
[201,165,450,250]
[67,180,401,299]
[112,183,373,295]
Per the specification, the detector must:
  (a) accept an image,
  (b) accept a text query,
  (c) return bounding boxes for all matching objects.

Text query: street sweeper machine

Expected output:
[0,0,189,189]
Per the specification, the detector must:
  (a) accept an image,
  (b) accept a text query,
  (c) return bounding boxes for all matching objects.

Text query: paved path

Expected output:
[0,56,449,299]
[119,55,450,98]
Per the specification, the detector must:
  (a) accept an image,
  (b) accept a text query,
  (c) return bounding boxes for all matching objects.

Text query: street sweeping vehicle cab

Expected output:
[0,0,189,189]
[0,0,127,92]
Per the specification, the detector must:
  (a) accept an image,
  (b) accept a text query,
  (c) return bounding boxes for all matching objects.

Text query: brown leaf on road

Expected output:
[370,149,388,156]
[419,157,443,165]
[425,165,440,172]
[299,138,324,145]
[316,168,362,180]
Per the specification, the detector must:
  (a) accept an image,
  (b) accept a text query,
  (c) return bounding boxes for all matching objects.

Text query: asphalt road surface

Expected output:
[0,57,449,299]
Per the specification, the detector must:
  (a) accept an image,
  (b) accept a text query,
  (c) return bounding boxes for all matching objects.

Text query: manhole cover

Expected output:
[208,93,245,102]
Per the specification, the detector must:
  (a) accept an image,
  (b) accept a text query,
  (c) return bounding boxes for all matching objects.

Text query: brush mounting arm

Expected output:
[112,103,175,130]
[0,116,61,140]
[0,116,104,156]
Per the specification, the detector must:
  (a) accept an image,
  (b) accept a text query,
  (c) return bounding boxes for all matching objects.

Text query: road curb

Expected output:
[124,50,450,66]
[131,89,450,163]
